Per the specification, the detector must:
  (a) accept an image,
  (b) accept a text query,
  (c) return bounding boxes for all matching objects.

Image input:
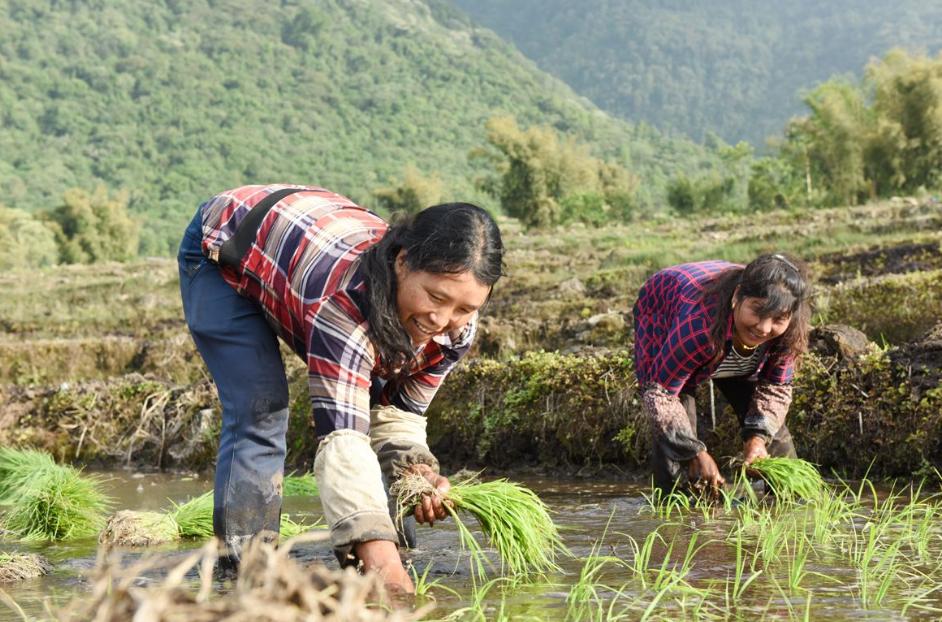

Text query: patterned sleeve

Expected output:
[743,382,792,443]
[306,291,375,439]
[381,315,477,414]
[759,344,795,384]
[650,312,714,395]
[747,344,795,442]
[643,312,714,461]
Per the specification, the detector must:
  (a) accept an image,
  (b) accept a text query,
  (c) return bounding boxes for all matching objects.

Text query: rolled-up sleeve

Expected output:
[745,347,795,442]
[743,381,792,443]
[372,317,476,478]
[640,313,714,461]
[642,383,706,462]
[306,293,397,554]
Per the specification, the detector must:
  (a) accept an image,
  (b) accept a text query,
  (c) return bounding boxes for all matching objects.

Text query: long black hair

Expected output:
[704,253,812,364]
[361,203,504,372]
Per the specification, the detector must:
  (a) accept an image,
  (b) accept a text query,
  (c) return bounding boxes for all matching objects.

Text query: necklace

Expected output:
[734,334,759,353]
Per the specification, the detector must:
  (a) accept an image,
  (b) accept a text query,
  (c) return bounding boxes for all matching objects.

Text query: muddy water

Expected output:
[2,473,940,621]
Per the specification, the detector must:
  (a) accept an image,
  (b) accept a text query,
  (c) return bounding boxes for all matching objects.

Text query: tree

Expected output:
[789,80,871,206]
[866,49,942,194]
[0,207,60,270]
[46,187,140,264]
[372,166,443,216]
[472,115,637,228]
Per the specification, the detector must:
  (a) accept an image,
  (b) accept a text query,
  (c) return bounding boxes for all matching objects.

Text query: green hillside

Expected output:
[0,0,710,254]
[453,0,942,145]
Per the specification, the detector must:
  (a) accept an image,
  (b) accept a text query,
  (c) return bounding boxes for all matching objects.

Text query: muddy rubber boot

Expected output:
[215,534,253,579]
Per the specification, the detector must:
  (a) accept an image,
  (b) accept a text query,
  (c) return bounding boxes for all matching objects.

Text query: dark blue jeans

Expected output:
[178,210,288,557]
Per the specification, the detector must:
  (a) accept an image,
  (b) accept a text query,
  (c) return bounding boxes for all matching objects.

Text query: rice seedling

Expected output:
[0,447,57,503]
[283,472,318,497]
[393,473,566,579]
[746,457,825,502]
[727,530,762,602]
[168,491,316,540]
[0,552,51,582]
[783,532,814,592]
[566,553,626,620]
[409,562,460,600]
[169,491,215,539]
[443,577,519,622]
[1,458,110,541]
[640,487,692,520]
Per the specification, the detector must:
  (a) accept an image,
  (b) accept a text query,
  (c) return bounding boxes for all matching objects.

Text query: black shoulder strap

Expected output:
[217,187,307,267]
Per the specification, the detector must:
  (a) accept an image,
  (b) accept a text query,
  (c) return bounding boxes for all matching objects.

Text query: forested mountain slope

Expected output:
[454,0,942,145]
[0,0,710,253]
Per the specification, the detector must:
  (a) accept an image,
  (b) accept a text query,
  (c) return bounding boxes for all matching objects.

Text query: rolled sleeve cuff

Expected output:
[314,429,398,560]
[642,383,706,463]
[370,405,439,479]
[742,381,792,443]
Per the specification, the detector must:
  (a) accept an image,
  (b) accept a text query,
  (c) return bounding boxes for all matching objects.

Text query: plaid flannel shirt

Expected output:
[632,261,795,459]
[199,184,475,440]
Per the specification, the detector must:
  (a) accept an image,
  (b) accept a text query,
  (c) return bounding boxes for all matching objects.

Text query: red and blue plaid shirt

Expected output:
[632,261,794,395]
[199,184,476,439]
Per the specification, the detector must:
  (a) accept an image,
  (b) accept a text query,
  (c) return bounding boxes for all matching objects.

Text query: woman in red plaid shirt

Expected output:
[178,184,503,593]
[632,254,812,495]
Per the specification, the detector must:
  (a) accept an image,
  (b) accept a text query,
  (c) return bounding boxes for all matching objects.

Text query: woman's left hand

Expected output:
[408,464,451,526]
[743,436,769,466]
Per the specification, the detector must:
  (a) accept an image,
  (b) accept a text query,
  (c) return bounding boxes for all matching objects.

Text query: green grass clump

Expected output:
[2,464,111,541]
[0,447,111,541]
[394,473,566,578]
[283,472,318,497]
[748,457,826,502]
[168,491,215,539]
[0,447,58,503]
[168,491,316,540]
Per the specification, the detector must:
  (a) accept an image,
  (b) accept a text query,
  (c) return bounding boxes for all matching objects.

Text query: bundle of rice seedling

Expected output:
[1,451,111,541]
[0,552,52,582]
[283,472,318,497]
[168,491,215,539]
[747,457,826,502]
[0,447,58,502]
[99,510,180,547]
[59,533,428,622]
[167,491,317,541]
[392,473,566,578]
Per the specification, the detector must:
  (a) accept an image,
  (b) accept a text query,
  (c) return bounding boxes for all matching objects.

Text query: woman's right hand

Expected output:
[687,450,725,495]
[354,539,414,594]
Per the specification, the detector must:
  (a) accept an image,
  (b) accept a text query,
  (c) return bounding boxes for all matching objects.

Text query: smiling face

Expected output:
[394,250,491,347]
[732,293,793,348]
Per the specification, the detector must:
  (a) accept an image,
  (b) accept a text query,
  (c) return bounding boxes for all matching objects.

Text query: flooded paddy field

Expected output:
[4,472,942,621]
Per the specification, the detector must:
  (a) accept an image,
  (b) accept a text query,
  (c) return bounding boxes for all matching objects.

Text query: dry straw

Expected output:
[0,552,52,582]
[60,532,429,621]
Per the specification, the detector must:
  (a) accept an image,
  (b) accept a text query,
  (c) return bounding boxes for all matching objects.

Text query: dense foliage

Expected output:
[0,0,711,256]
[454,0,942,145]
[751,50,942,210]
[472,116,638,227]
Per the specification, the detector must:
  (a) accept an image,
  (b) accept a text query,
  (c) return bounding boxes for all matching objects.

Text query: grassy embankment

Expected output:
[0,198,940,475]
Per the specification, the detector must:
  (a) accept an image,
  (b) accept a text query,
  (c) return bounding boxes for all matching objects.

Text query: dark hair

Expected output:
[362,202,504,372]
[704,253,812,364]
